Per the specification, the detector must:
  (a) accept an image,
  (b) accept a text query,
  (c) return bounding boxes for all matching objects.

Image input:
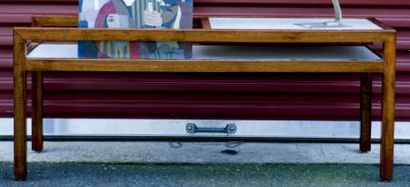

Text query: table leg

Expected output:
[360,73,372,152]
[380,37,396,181]
[13,33,27,180]
[31,72,43,152]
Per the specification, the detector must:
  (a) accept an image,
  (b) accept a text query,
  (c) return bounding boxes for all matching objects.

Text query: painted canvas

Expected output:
[78,0,193,59]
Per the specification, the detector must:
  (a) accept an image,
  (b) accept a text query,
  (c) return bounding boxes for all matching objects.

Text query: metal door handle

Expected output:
[186,123,237,135]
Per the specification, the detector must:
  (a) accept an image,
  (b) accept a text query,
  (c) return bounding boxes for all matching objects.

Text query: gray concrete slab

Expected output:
[1,142,410,164]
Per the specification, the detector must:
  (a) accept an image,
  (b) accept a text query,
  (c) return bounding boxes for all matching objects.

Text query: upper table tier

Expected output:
[16,16,392,73]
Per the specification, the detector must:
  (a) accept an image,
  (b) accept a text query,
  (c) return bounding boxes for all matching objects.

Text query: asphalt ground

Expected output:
[1,162,410,186]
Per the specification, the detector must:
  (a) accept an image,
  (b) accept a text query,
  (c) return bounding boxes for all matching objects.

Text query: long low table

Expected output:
[13,16,396,181]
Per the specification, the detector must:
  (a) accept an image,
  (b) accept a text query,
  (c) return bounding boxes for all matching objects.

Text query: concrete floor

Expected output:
[2,142,410,164]
[1,141,410,186]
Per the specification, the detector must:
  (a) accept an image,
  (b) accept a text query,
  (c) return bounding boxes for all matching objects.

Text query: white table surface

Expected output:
[209,18,382,30]
[28,44,381,61]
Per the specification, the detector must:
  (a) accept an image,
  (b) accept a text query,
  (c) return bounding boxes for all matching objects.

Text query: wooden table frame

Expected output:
[13,15,396,181]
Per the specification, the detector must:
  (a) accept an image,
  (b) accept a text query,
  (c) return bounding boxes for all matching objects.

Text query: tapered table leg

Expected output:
[13,32,27,180]
[380,37,396,181]
[360,73,372,152]
[32,72,43,152]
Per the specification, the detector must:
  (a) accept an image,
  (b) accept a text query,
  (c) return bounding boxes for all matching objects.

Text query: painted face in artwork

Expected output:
[106,14,131,28]
[106,14,121,28]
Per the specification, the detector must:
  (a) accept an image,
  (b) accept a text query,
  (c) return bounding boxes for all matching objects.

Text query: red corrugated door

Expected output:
[1,0,409,120]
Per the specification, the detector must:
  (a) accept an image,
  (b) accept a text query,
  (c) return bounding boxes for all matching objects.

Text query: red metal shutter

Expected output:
[1,0,409,120]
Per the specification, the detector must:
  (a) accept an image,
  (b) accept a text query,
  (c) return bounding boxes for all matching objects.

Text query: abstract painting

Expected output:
[79,0,193,59]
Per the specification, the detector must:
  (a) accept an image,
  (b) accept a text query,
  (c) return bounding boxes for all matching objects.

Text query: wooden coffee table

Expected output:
[13,16,396,181]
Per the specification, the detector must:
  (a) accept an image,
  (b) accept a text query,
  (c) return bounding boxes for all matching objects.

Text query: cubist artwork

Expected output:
[79,0,193,59]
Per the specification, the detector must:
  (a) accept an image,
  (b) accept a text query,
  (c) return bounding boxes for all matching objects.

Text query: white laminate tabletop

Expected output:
[209,18,382,30]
